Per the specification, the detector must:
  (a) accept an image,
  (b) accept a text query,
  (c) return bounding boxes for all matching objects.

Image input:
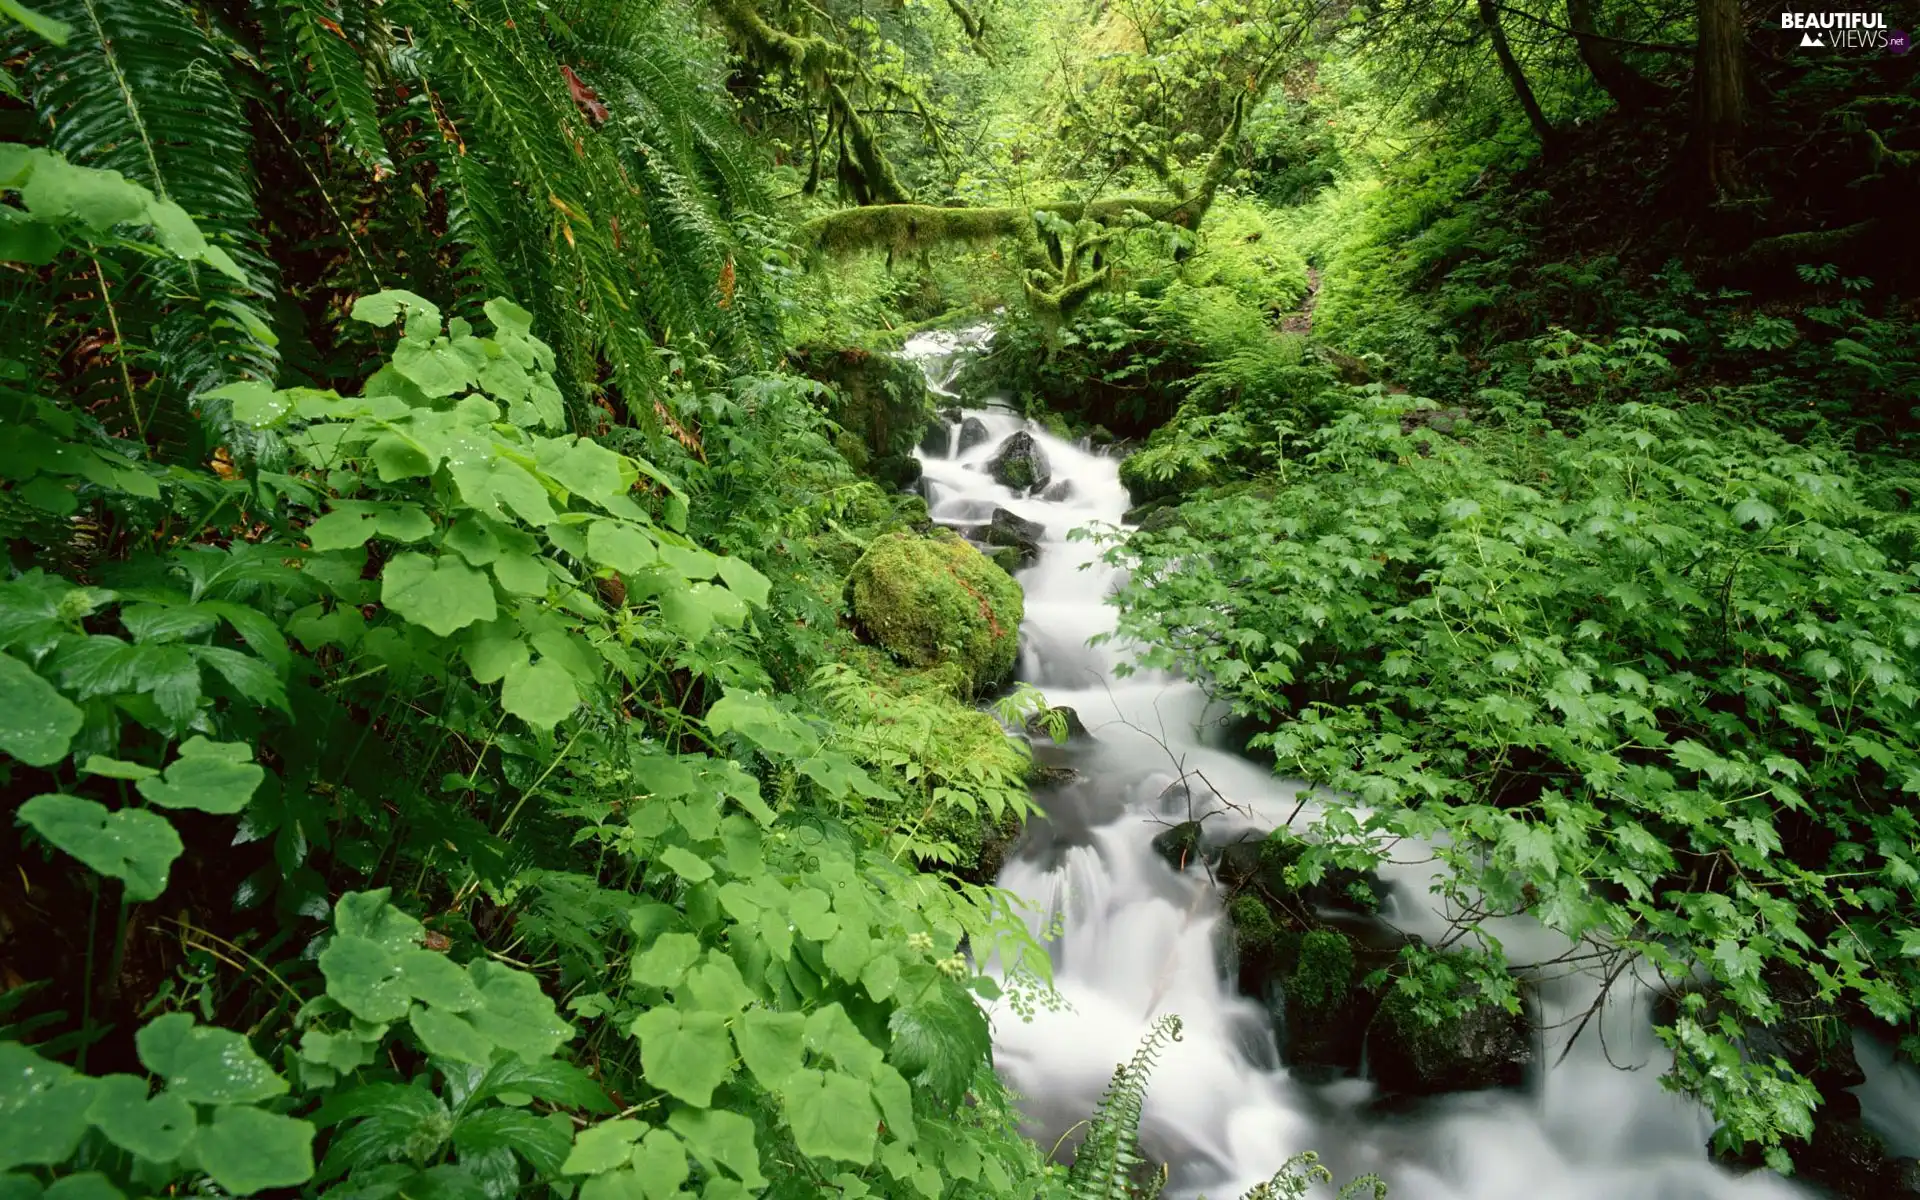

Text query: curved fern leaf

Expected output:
[272,0,390,171]
[26,0,278,450]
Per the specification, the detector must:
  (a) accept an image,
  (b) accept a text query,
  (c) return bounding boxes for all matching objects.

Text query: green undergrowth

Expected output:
[0,151,1075,1200]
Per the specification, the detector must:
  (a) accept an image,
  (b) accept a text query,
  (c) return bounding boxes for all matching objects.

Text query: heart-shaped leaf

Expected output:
[18,795,181,901]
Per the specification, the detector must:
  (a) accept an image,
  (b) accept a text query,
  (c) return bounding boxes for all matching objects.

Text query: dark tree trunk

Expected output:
[1478,0,1559,155]
[1566,0,1668,112]
[1691,0,1745,196]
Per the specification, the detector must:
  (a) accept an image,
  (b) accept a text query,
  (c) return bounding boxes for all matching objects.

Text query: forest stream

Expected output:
[904,327,1913,1200]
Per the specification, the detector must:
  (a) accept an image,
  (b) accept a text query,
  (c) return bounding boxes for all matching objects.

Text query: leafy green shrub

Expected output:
[846,531,1023,695]
[1110,389,1920,1166]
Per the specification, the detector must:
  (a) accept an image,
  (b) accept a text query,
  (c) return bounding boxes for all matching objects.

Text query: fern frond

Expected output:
[1068,1013,1183,1200]
[271,0,390,172]
[26,0,278,453]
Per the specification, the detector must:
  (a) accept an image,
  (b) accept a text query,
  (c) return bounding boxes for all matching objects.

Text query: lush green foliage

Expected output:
[1109,373,1920,1164]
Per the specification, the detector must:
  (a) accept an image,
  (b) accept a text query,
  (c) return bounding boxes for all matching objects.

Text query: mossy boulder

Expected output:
[791,345,934,469]
[1228,894,1280,958]
[846,530,1023,695]
[1371,985,1533,1095]
[986,432,1051,492]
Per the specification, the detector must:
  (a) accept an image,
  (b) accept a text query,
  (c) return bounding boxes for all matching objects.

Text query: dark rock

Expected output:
[987,507,1045,544]
[1041,480,1073,502]
[1032,763,1083,788]
[1716,1117,1920,1198]
[1123,500,1169,526]
[919,419,952,457]
[987,431,1051,492]
[872,454,923,491]
[1151,821,1203,872]
[1222,830,1385,916]
[1370,985,1533,1095]
[1137,505,1186,535]
[958,417,991,454]
[983,508,1044,566]
[939,407,962,424]
[1025,705,1088,742]
[1668,966,1865,1096]
[1087,425,1116,447]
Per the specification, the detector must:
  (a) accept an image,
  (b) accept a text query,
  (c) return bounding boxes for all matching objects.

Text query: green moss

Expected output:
[846,530,1023,695]
[1289,930,1354,1012]
[1228,895,1280,957]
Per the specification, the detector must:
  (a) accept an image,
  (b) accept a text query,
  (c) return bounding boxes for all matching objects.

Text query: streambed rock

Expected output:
[988,431,1051,492]
[958,416,991,453]
[1370,985,1534,1095]
[985,507,1045,566]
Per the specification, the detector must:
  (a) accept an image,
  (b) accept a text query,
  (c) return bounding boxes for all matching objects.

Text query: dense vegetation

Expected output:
[1,0,1915,1196]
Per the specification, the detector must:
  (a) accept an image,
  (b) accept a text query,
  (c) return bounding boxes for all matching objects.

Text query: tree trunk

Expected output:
[1691,0,1745,196]
[1478,0,1559,155]
[1566,0,1667,112]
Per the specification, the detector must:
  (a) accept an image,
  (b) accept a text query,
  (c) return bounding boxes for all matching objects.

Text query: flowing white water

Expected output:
[901,328,1816,1199]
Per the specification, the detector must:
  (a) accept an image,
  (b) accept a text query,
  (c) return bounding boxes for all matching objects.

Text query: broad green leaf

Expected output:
[860,954,900,1002]
[587,521,659,573]
[822,929,874,982]
[85,1075,195,1162]
[307,510,378,551]
[630,1008,732,1106]
[78,755,155,781]
[539,439,626,505]
[682,955,754,1016]
[451,1107,570,1175]
[0,652,81,765]
[628,1129,688,1199]
[492,552,548,597]
[870,1064,916,1146]
[18,794,181,901]
[713,558,770,608]
[0,1043,95,1171]
[410,1004,497,1065]
[659,846,714,885]
[463,623,529,685]
[731,1010,805,1090]
[562,1119,644,1175]
[351,290,441,331]
[501,657,579,729]
[779,1069,877,1164]
[320,934,412,1023]
[0,1176,43,1200]
[370,434,434,481]
[135,739,264,814]
[382,553,497,637]
[631,932,702,989]
[667,1107,765,1189]
[0,0,74,44]
[465,962,572,1061]
[136,1013,287,1104]
[335,889,426,951]
[39,1177,119,1200]
[804,1004,883,1077]
[394,340,476,399]
[191,1106,315,1195]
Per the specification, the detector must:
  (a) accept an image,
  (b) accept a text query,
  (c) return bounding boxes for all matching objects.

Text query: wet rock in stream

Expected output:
[987,431,1051,492]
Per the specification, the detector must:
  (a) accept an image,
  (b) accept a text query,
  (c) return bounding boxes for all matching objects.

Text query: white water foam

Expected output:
[901,328,1828,1200]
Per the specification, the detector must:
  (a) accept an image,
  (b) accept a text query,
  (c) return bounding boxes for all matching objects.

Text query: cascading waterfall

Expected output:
[899,325,1848,1199]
